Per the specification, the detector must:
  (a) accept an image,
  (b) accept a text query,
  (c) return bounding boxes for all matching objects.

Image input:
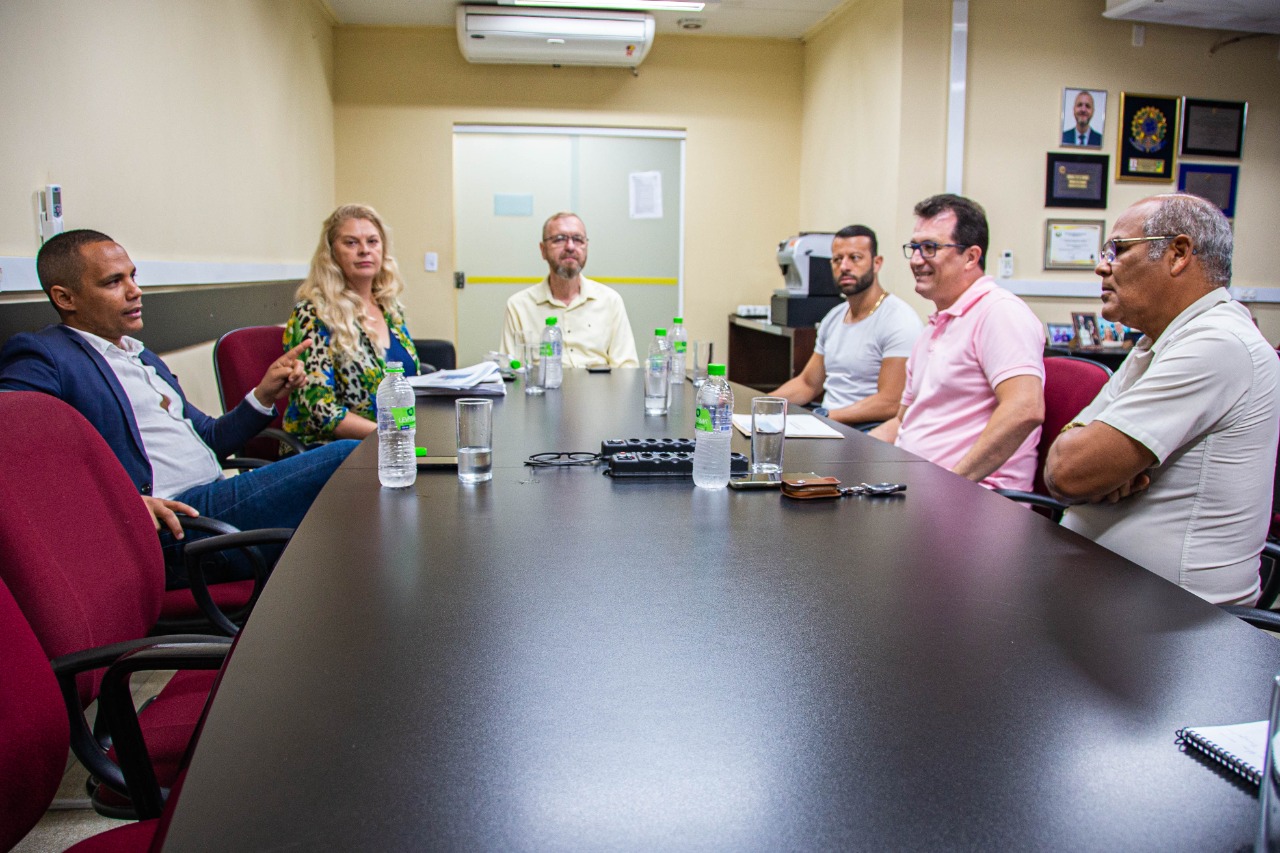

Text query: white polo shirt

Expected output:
[1062,289,1280,605]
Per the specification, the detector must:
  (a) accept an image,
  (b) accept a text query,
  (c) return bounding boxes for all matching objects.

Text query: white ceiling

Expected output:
[324,0,1280,39]
[322,0,850,39]
[1104,0,1280,36]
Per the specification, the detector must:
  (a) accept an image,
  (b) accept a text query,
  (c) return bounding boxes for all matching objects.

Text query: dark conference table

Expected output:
[159,369,1279,850]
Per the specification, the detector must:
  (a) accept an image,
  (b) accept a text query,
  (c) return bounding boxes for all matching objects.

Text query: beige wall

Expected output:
[333,27,805,358]
[799,0,904,237]
[800,0,1280,341]
[0,0,335,266]
[799,0,952,312]
[966,0,1280,339]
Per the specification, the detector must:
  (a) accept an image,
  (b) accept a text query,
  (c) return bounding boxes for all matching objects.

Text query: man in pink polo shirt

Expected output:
[869,194,1045,490]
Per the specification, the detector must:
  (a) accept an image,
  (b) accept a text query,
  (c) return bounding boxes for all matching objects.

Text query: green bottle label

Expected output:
[390,405,416,430]
[695,406,713,432]
[674,341,687,353]
[541,342,554,357]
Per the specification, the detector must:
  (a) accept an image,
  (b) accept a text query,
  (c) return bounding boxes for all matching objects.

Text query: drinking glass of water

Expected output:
[456,398,493,484]
[750,396,787,474]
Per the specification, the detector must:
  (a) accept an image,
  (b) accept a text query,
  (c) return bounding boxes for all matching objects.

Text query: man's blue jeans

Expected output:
[162,440,358,588]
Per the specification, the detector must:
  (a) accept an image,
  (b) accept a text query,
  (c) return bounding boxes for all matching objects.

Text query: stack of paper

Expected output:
[408,362,506,396]
[730,414,843,439]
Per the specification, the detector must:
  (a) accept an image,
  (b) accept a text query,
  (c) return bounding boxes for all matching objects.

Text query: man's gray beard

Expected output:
[555,263,582,279]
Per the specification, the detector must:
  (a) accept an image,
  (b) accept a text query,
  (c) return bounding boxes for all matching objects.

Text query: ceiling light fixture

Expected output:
[501,0,706,11]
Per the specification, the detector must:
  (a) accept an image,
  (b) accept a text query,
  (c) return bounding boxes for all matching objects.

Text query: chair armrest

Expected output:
[1257,541,1280,610]
[994,489,1069,522]
[259,426,308,457]
[1221,605,1280,632]
[50,634,232,813]
[220,427,307,468]
[97,641,231,820]
[220,457,268,470]
[181,522,294,635]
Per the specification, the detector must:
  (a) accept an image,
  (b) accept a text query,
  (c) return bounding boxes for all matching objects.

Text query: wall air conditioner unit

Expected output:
[457,5,655,67]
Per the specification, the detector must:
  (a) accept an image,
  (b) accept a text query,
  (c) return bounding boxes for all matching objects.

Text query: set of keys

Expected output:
[839,482,908,497]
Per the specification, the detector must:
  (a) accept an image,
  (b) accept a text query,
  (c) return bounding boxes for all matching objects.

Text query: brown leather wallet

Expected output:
[780,474,842,500]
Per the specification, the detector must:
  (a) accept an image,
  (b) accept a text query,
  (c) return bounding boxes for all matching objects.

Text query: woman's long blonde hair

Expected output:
[295,204,407,359]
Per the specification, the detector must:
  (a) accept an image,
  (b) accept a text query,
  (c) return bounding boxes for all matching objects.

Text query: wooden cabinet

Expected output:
[726,315,815,393]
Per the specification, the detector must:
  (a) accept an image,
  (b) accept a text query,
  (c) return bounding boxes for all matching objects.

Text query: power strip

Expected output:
[607,451,749,478]
[602,438,749,478]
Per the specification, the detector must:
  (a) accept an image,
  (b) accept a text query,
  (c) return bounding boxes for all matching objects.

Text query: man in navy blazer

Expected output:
[1062,90,1103,147]
[0,229,356,584]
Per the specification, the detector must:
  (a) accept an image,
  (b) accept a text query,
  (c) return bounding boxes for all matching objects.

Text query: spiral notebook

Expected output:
[1177,720,1268,786]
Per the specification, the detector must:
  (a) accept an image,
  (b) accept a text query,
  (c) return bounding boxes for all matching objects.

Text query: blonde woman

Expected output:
[283,205,420,446]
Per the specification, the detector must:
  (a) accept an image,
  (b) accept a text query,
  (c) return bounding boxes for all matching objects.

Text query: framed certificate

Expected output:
[1181,98,1246,158]
[1177,163,1239,218]
[1044,219,1105,270]
[1045,152,1109,209]
[1117,93,1179,182]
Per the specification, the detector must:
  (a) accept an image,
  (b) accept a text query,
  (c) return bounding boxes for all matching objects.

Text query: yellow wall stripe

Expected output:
[465,276,677,286]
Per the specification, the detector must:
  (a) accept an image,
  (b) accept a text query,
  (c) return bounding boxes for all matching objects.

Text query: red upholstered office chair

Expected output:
[0,571,226,849]
[213,325,307,462]
[996,355,1113,520]
[0,391,274,817]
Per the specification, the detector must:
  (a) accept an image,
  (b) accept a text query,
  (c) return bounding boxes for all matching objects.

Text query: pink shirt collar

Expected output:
[929,275,997,323]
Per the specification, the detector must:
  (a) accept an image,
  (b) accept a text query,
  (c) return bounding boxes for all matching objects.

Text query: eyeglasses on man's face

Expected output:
[544,234,589,247]
[1099,235,1181,265]
[902,241,966,260]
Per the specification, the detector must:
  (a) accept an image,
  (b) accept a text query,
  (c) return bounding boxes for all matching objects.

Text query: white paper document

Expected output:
[408,362,506,396]
[731,414,843,439]
[629,171,663,219]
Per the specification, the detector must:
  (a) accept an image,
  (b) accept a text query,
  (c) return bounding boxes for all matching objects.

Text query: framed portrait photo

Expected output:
[1181,98,1247,158]
[1096,319,1127,347]
[1047,322,1074,347]
[1044,219,1105,270]
[1060,88,1107,149]
[1177,162,1239,218]
[1045,152,1109,209]
[1071,312,1100,347]
[1117,92,1179,182]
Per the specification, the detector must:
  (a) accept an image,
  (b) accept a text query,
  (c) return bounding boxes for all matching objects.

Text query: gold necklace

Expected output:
[850,291,887,322]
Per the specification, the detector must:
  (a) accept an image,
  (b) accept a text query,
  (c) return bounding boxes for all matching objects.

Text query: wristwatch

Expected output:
[813,406,829,418]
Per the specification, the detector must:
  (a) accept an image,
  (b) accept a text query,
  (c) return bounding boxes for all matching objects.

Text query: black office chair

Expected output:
[1221,605,1280,631]
[413,338,457,373]
[1255,541,1280,610]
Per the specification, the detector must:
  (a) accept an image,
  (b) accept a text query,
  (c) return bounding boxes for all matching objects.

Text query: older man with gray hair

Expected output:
[1045,193,1279,605]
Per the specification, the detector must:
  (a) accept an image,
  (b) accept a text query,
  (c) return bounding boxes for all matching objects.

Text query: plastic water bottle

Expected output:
[541,317,563,389]
[669,317,687,384]
[376,361,416,488]
[645,328,672,415]
[693,363,734,489]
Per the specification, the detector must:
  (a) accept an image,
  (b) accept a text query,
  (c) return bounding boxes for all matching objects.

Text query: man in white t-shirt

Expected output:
[771,226,922,427]
[1046,193,1279,605]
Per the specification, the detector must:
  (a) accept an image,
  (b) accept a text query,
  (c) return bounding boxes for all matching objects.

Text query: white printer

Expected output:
[772,233,842,327]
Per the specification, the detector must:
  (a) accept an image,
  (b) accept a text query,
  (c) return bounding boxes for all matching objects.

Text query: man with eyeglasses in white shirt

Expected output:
[499,212,639,368]
[1045,193,1279,605]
